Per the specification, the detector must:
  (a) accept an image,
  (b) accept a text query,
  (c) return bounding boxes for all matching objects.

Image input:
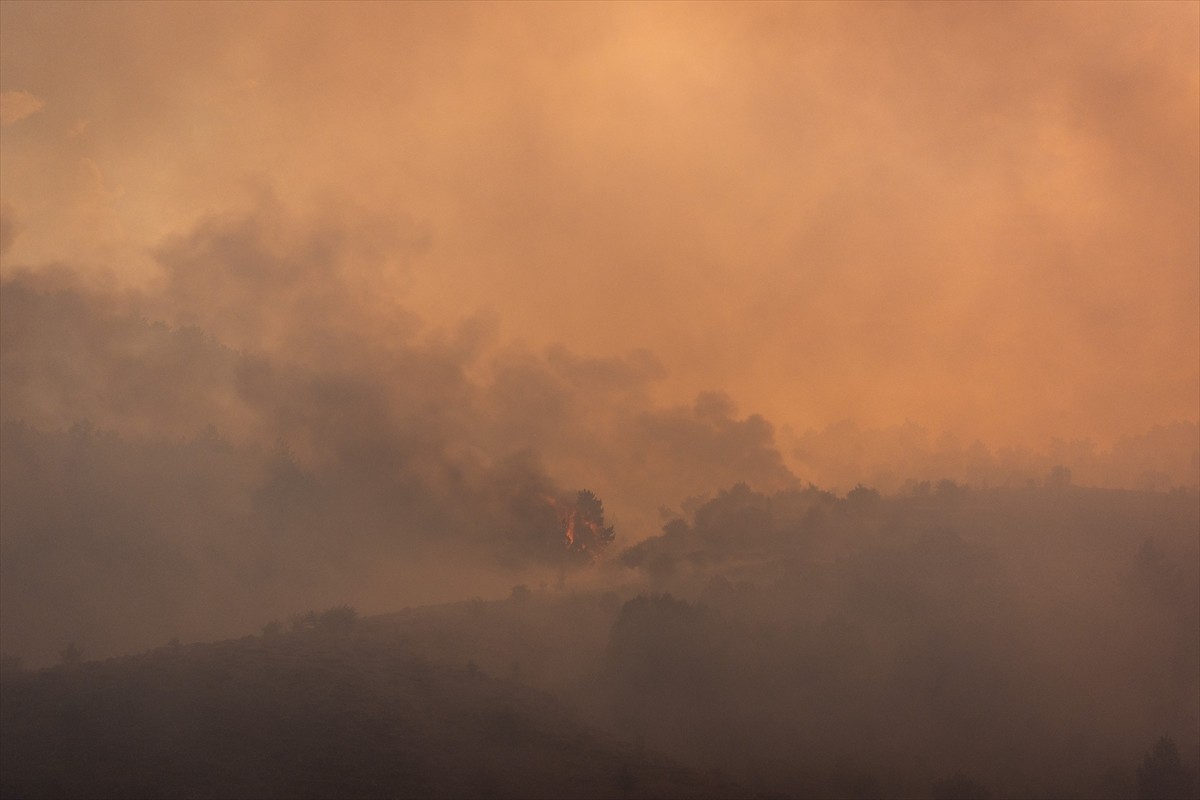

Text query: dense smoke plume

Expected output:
[2,2,1196,444]
[0,199,806,664]
[1,1,1197,673]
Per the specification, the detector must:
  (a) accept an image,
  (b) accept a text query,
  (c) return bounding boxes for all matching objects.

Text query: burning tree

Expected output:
[544,489,615,561]
[502,485,616,566]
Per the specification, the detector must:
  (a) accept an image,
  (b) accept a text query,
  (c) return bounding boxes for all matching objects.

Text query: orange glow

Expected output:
[542,494,611,556]
[0,1,1195,471]
[544,495,578,549]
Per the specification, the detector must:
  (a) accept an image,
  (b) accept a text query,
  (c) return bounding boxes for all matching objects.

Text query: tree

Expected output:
[935,478,966,500]
[574,489,615,552]
[1136,735,1195,800]
[843,484,881,508]
[1045,465,1072,489]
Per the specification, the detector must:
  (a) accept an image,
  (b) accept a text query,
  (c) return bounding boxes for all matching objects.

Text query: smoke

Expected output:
[0,198,806,665]
[1,2,1195,444]
[0,202,19,258]
[785,419,1200,494]
[0,2,1196,670]
[0,90,44,126]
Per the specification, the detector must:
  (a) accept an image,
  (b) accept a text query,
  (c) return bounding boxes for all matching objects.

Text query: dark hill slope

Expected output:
[0,628,724,800]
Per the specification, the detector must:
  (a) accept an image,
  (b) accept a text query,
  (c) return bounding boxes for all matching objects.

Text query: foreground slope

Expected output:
[0,624,724,800]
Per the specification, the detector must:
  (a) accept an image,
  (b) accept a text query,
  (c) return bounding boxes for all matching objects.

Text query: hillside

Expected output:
[0,619,727,800]
[3,483,1197,800]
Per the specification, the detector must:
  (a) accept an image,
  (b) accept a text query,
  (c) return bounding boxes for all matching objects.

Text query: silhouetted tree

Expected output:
[1136,735,1195,800]
[574,489,616,552]
[935,478,966,500]
[843,483,881,508]
[1045,464,1072,489]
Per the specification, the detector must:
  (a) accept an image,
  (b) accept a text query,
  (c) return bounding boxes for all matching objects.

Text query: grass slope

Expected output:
[1,623,724,800]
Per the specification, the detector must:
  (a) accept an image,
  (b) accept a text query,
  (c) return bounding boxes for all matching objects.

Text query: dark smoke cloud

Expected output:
[151,194,427,361]
[0,200,802,665]
[2,194,1195,669]
[2,2,1195,445]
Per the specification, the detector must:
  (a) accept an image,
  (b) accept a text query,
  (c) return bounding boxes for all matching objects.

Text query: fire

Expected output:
[544,495,570,542]
[544,494,580,548]
[542,490,614,557]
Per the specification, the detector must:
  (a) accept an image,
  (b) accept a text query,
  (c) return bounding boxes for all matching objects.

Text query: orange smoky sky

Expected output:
[1,0,1197,449]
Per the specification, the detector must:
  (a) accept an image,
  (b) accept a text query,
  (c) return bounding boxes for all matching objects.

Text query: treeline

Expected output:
[597,483,1199,799]
[787,419,1200,494]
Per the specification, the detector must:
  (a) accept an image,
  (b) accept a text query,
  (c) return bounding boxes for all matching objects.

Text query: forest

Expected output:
[2,474,1197,799]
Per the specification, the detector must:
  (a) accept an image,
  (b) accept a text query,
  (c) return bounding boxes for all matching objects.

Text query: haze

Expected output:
[3,1,1196,446]
[2,4,1200,799]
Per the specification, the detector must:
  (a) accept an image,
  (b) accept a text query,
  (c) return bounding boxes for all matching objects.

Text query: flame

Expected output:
[543,494,579,548]
[565,515,577,547]
[541,493,611,558]
[549,491,609,554]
